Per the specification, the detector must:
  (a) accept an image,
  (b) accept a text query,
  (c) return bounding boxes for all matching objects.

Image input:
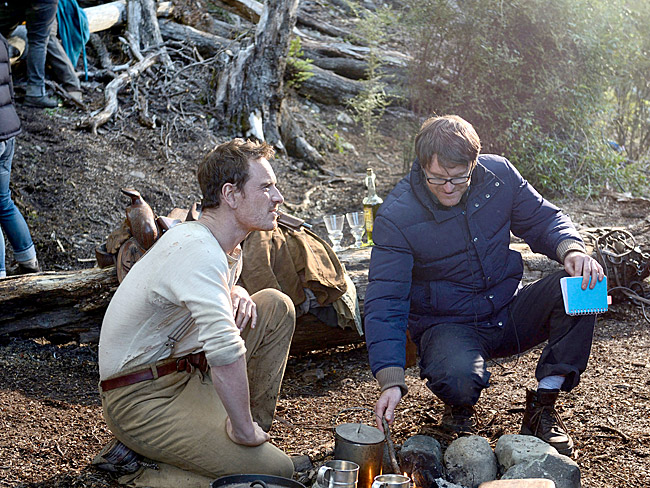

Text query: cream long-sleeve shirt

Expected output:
[98,221,245,380]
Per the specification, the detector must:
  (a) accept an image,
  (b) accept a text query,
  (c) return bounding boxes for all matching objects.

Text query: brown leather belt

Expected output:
[100,352,208,392]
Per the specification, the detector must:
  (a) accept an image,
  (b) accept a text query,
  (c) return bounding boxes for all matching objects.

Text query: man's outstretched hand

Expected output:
[374,386,402,432]
[564,250,605,289]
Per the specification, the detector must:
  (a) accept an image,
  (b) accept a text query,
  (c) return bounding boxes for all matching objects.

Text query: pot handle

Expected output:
[250,481,269,488]
[316,465,332,487]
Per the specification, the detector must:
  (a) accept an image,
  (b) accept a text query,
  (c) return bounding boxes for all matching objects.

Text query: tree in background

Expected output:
[214,0,299,151]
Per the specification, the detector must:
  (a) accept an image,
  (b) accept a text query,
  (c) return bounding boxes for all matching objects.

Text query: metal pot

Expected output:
[334,423,385,488]
[211,474,306,488]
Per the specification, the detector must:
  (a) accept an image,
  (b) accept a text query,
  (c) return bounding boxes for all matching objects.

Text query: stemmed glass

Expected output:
[323,214,345,252]
[346,211,365,249]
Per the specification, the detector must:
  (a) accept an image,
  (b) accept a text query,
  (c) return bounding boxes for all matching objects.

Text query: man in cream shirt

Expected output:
[96,139,295,487]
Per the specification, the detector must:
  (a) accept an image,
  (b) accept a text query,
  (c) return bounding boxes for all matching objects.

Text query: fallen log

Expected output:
[0,243,559,352]
[158,19,231,57]
[296,64,363,105]
[0,248,372,353]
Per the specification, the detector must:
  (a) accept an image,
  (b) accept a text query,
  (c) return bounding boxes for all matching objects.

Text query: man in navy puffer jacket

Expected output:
[365,115,604,457]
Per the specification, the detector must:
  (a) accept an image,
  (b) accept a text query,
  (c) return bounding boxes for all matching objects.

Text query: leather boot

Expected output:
[441,404,478,436]
[520,388,574,456]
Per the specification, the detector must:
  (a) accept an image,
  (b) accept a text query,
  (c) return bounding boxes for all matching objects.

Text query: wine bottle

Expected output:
[362,168,383,246]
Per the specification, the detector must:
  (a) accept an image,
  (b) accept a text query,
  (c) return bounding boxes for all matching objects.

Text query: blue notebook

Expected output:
[560,276,608,315]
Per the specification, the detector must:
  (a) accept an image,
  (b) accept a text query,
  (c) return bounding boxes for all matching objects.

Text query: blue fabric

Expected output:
[1,138,36,273]
[56,0,89,78]
[364,155,584,377]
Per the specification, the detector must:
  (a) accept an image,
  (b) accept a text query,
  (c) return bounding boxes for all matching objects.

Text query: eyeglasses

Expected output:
[422,168,473,186]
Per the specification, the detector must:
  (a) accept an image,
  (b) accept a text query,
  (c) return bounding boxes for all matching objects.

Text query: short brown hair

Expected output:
[197,139,275,209]
[415,115,481,170]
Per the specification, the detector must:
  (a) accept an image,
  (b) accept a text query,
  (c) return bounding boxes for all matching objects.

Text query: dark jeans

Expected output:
[417,270,596,406]
[0,0,59,97]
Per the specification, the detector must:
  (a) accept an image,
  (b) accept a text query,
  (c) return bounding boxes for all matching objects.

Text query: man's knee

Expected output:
[252,289,296,333]
[422,362,489,406]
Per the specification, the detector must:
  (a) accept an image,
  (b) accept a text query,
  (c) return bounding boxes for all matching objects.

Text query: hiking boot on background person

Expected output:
[441,404,478,436]
[520,388,574,457]
[23,94,59,108]
[8,258,40,276]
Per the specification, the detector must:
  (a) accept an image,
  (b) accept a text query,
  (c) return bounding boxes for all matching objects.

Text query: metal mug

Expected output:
[317,460,359,488]
[371,474,411,488]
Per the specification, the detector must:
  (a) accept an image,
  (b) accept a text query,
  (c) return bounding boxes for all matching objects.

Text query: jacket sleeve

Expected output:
[364,213,413,386]
[505,159,583,262]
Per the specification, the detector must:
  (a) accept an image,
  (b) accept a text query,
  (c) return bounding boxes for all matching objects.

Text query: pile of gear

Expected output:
[587,227,650,321]
[96,188,362,332]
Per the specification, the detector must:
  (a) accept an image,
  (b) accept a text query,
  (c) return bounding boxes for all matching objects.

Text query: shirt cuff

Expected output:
[375,366,408,397]
[556,239,587,263]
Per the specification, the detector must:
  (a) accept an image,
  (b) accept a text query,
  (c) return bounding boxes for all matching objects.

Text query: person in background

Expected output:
[0,0,60,108]
[0,33,40,277]
[365,114,604,457]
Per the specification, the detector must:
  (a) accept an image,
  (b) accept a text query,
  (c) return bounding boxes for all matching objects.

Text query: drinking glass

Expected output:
[323,214,345,252]
[346,211,365,248]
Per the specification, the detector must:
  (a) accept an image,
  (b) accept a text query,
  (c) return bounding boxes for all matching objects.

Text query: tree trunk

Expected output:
[214,0,299,150]
[127,0,172,66]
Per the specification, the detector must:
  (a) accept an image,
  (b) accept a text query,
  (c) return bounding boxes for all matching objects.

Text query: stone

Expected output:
[444,436,498,488]
[336,112,354,125]
[435,479,467,488]
[495,434,558,471]
[399,435,444,488]
[501,453,580,488]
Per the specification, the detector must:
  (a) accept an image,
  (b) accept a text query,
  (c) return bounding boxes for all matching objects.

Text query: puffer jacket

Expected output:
[364,155,583,377]
[0,34,21,141]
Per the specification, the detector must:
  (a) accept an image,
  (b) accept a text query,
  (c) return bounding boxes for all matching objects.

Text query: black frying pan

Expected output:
[211,474,306,488]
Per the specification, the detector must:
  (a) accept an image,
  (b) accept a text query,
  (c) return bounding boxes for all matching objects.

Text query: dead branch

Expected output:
[45,80,87,111]
[78,52,161,134]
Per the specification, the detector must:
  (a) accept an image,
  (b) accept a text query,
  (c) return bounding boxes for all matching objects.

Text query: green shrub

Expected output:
[285,38,314,90]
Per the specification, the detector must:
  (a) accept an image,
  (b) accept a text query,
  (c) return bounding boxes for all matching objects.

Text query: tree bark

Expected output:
[214,0,299,149]
[127,0,172,67]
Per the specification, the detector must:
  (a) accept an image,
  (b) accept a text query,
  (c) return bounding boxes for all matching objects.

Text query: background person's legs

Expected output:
[24,0,59,106]
[0,138,37,278]
[46,17,81,99]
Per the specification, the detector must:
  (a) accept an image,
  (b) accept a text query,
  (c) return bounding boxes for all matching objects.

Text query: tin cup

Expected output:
[371,474,411,488]
[317,460,359,488]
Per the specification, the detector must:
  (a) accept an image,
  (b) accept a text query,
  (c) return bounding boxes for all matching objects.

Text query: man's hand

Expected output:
[374,386,402,432]
[225,416,270,446]
[231,285,257,331]
[564,250,605,289]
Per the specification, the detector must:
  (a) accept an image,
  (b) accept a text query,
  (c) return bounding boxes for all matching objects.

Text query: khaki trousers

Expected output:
[100,289,296,487]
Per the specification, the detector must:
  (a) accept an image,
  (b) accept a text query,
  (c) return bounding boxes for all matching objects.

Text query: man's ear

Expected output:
[221,183,239,209]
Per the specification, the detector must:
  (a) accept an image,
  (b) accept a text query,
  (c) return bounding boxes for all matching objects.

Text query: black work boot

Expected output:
[520,388,574,456]
[441,404,478,436]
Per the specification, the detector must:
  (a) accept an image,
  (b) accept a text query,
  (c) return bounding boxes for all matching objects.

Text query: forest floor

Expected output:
[2,1,650,487]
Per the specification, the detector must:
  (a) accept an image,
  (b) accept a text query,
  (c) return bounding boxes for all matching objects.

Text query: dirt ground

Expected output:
[2,3,650,487]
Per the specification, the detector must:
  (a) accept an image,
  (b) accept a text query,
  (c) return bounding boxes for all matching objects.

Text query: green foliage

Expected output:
[332,132,346,154]
[395,0,650,197]
[345,3,396,145]
[285,38,314,89]
[504,115,646,197]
